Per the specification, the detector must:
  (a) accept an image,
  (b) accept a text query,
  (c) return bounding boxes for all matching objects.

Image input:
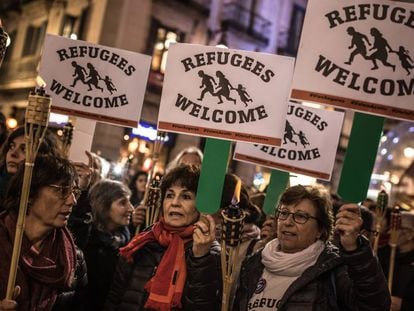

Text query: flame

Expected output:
[231,178,241,205]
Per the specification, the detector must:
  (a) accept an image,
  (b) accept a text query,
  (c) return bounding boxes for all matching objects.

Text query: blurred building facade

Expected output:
[0,0,313,185]
[3,0,412,195]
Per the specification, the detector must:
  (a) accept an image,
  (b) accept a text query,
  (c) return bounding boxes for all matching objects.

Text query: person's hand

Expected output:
[72,162,93,191]
[0,286,20,310]
[132,204,146,227]
[193,214,216,257]
[391,296,402,311]
[85,151,102,185]
[261,216,277,242]
[335,204,362,252]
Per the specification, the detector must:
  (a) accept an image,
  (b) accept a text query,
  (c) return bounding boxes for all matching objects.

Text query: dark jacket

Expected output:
[52,247,88,311]
[382,249,414,311]
[0,167,11,211]
[104,240,221,311]
[234,238,390,311]
[83,225,131,311]
[68,190,93,251]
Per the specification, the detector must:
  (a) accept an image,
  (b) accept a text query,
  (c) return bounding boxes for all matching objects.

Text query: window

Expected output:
[286,4,305,56]
[60,15,78,38]
[22,22,46,57]
[150,22,183,74]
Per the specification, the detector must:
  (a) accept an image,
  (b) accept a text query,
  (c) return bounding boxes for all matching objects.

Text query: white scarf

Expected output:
[261,239,325,277]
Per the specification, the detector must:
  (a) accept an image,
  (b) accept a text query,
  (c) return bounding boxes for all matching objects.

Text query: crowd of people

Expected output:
[0,127,412,311]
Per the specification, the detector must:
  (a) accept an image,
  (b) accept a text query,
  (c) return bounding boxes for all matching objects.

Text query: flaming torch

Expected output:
[0,20,9,68]
[388,207,401,291]
[220,178,246,311]
[135,131,166,234]
[6,87,51,299]
[373,190,388,256]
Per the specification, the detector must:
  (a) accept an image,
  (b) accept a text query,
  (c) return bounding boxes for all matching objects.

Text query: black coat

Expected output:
[383,249,414,311]
[104,240,221,311]
[52,247,88,311]
[234,238,390,311]
[83,226,131,311]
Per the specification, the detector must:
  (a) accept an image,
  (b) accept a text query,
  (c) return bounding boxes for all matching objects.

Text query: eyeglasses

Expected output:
[276,209,319,224]
[48,184,82,200]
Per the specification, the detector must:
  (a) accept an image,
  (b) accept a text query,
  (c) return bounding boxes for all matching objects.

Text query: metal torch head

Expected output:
[221,202,246,247]
[376,190,388,216]
[0,25,8,68]
[63,122,74,145]
[25,87,51,128]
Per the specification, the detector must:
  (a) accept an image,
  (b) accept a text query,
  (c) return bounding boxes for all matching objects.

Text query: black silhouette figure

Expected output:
[344,27,371,65]
[215,71,236,105]
[297,131,310,148]
[394,45,414,75]
[86,62,103,91]
[103,75,117,94]
[368,27,395,71]
[235,84,252,107]
[197,70,216,101]
[283,121,297,146]
[70,61,88,87]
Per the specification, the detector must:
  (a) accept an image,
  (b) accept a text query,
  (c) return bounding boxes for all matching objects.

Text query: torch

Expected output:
[220,178,246,311]
[388,207,401,291]
[0,20,9,68]
[62,121,74,158]
[6,87,51,299]
[373,190,388,256]
[145,175,161,228]
[135,131,166,234]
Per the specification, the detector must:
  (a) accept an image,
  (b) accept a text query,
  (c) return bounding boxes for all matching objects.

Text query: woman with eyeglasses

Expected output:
[0,155,86,311]
[104,165,220,311]
[233,184,390,311]
[0,126,62,209]
[83,180,134,311]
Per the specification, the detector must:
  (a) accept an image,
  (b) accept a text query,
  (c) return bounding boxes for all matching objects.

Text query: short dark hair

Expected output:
[89,179,131,231]
[160,165,200,204]
[278,184,334,241]
[4,155,77,215]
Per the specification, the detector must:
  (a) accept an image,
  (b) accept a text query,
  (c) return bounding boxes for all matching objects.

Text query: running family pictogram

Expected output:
[344,27,414,75]
[283,120,310,148]
[70,61,118,93]
[197,70,253,106]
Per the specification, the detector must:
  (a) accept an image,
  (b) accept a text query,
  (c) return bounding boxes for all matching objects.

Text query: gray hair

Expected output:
[88,179,131,231]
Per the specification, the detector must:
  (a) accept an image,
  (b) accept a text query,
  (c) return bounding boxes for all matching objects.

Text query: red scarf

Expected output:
[120,218,194,311]
[0,213,76,311]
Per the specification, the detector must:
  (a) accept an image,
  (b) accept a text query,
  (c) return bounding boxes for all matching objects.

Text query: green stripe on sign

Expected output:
[338,112,384,203]
[196,138,231,213]
[263,170,290,215]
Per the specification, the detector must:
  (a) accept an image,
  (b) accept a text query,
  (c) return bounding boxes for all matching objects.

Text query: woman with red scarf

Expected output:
[0,156,87,311]
[104,165,220,311]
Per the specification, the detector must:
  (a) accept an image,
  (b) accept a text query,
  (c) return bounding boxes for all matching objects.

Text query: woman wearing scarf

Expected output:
[0,155,87,311]
[83,179,134,311]
[234,184,390,311]
[104,165,220,311]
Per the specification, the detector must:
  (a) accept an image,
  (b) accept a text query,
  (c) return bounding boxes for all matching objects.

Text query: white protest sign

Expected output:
[158,43,294,146]
[39,34,151,127]
[291,0,414,121]
[69,118,96,163]
[234,102,344,180]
